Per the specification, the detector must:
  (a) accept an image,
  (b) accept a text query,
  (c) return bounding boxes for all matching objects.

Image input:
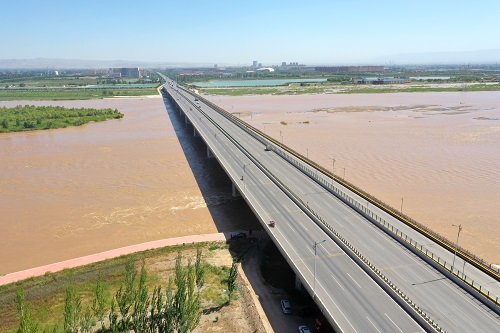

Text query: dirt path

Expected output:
[0,232,231,286]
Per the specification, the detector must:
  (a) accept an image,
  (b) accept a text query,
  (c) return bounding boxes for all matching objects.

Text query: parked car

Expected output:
[230,232,246,239]
[281,299,292,314]
[298,326,311,333]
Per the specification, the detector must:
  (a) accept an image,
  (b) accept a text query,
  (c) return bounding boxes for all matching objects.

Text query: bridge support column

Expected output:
[207,147,214,158]
[193,128,199,137]
[231,182,241,198]
[295,274,303,291]
[185,115,191,125]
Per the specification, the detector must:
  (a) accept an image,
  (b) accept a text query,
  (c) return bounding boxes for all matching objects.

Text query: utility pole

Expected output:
[329,157,336,176]
[452,224,462,270]
[313,240,326,298]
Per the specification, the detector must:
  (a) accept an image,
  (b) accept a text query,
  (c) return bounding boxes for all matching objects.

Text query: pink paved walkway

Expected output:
[0,232,232,286]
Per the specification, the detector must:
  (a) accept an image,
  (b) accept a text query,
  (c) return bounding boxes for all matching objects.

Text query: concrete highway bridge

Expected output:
[160,77,500,333]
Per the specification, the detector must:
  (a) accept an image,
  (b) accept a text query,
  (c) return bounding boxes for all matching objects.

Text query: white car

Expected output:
[298,325,311,333]
[281,299,292,314]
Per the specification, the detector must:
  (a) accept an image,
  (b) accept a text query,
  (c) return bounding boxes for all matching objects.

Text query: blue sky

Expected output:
[2,0,500,65]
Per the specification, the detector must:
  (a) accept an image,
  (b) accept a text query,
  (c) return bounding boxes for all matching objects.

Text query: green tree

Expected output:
[15,288,38,333]
[227,261,238,304]
[132,261,150,332]
[63,286,81,333]
[115,258,136,331]
[91,273,107,328]
[173,252,187,331]
[194,247,205,290]
[79,307,93,333]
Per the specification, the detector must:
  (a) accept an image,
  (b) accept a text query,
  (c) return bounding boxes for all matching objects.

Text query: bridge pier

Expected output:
[207,147,214,158]
[185,115,191,125]
[194,128,199,137]
[231,182,241,198]
[295,275,303,291]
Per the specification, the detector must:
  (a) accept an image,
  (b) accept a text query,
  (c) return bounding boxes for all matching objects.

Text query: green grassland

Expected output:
[197,82,500,96]
[0,87,159,101]
[0,105,124,133]
[0,242,235,332]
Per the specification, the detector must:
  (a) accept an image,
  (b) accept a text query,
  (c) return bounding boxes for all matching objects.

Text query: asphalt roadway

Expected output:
[163,80,500,332]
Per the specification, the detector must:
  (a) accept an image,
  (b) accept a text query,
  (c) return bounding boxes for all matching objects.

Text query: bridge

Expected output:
[161,77,500,333]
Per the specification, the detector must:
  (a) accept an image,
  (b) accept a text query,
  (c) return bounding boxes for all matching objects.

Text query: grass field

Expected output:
[0,242,238,332]
[198,82,500,96]
[0,105,124,133]
[0,88,159,101]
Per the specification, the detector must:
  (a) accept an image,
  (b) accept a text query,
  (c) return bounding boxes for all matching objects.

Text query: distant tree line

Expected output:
[0,105,123,133]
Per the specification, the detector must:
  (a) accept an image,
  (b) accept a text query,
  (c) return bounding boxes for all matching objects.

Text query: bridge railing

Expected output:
[170,85,500,309]
[165,87,448,332]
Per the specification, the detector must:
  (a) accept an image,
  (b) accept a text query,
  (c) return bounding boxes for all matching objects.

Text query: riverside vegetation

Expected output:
[3,243,241,333]
[0,72,161,101]
[0,105,124,133]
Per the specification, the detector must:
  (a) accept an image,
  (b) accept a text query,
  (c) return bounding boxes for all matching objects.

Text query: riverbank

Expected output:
[0,239,268,333]
[0,96,261,275]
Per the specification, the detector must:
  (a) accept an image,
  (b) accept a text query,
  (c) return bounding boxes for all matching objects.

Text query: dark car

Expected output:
[230,232,247,239]
[281,299,292,314]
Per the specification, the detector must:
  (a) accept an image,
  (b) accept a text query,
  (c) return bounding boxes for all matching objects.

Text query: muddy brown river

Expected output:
[207,91,500,265]
[1,91,498,274]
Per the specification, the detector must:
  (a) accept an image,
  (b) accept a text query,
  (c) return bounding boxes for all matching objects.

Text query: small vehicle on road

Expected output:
[298,326,311,333]
[230,232,247,239]
[281,299,292,314]
[269,220,275,228]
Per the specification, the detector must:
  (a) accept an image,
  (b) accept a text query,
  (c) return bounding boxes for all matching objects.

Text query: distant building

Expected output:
[252,61,258,68]
[110,68,141,78]
[356,77,410,84]
[315,66,385,73]
[256,67,275,73]
[280,62,306,70]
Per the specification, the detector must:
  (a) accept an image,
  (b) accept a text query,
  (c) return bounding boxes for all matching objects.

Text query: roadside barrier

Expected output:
[169,86,500,305]
[164,85,447,332]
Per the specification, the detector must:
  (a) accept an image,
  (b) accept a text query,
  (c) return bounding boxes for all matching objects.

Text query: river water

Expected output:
[207,91,500,264]
[0,96,259,274]
[1,91,498,274]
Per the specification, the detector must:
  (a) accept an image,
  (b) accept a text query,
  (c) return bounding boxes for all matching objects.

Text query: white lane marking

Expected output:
[317,281,359,333]
[391,268,408,284]
[331,275,345,291]
[347,273,361,289]
[438,309,459,326]
[452,304,477,325]
[366,316,382,333]
[289,224,297,233]
[384,313,404,333]
[406,266,423,282]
